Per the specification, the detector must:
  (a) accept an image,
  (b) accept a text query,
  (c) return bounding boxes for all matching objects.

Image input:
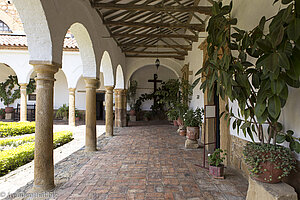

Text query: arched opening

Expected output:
[129,64,178,111]
[115,65,125,89]
[54,69,69,110]
[100,51,114,86]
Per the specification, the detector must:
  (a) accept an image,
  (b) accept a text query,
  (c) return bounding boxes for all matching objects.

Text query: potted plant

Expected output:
[55,104,69,120]
[0,109,5,119]
[167,108,179,126]
[143,111,152,121]
[0,76,36,114]
[183,108,204,140]
[75,109,81,121]
[127,80,138,116]
[194,0,300,183]
[243,142,296,183]
[208,148,227,178]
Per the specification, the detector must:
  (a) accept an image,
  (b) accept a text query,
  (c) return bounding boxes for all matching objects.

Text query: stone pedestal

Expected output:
[130,115,136,121]
[84,78,98,152]
[246,177,298,200]
[32,63,59,191]
[105,86,114,137]
[185,139,199,149]
[5,113,14,120]
[68,88,76,127]
[20,83,27,122]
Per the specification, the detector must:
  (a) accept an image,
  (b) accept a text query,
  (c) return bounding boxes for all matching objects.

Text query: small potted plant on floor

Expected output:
[167,108,179,126]
[208,148,226,178]
[75,110,81,121]
[183,108,204,140]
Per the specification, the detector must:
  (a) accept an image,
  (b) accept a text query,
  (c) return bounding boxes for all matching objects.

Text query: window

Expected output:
[0,20,12,32]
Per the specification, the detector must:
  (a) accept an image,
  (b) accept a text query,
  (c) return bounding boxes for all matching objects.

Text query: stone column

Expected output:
[19,83,27,122]
[68,88,76,126]
[105,86,114,136]
[84,78,99,152]
[32,63,59,191]
[114,89,122,127]
[121,89,127,127]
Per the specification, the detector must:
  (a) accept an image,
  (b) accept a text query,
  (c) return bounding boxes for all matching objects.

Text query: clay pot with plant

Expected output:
[56,104,69,120]
[208,149,227,178]
[127,80,138,116]
[183,108,204,140]
[0,76,35,114]
[194,0,300,184]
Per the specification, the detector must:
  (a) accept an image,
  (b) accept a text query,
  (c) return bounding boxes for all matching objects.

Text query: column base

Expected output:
[85,146,97,152]
[105,132,113,137]
[32,183,55,193]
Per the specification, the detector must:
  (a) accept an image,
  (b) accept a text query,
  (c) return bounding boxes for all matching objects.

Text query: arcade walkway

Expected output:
[12,124,248,200]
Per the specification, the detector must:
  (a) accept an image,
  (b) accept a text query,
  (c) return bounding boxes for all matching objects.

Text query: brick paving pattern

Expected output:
[53,124,248,200]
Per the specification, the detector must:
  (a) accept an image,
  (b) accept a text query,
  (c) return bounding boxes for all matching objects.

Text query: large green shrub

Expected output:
[0,122,35,137]
[0,131,73,176]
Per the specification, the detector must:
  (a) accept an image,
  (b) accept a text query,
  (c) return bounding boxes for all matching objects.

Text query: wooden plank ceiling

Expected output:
[92,0,211,60]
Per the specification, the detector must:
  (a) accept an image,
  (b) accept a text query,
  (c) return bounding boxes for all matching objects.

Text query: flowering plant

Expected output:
[183,107,204,127]
[208,148,227,167]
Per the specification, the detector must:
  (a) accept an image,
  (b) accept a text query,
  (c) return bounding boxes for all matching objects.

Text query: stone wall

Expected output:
[229,135,249,177]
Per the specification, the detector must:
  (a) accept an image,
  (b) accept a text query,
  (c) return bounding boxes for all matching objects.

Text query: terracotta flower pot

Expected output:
[186,127,199,140]
[75,117,80,121]
[209,165,224,178]
[177,117,183,126]
[179,129,186,136]
[173,120,178,126]
[129,109,136,116]
[5,107,14,113]
[251,160,284,184]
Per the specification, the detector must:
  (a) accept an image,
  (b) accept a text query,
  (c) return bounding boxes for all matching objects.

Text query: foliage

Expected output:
[0,135,35,148]
[143,111,152,120]
[0,131,73,176]
[156,79,181,108]
[243,142,296,181]
[75,109,81,119]
[166,108,179,120]
[208,148,227,167]
[0,76,35,107]
[183,108,204,127]
[127,80,138,109]
[0,122,35,137]
[55,104,69,119]
[0,109,5,116]
[193,0,300,152]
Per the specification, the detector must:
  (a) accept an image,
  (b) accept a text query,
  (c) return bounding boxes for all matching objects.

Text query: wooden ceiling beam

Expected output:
[119,44,192,50]
[104,20,204,32]
[124,50,187,55]
[112,33,198,41]
[125,54,185,60]
[94,3,212,15]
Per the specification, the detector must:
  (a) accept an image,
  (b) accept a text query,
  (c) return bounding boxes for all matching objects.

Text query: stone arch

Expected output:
[66,23,97,78]
[115,65,125,89]
[100,51,114,86]
[54,69,69,109]
[125,58,181,88]
[12,0,54,63]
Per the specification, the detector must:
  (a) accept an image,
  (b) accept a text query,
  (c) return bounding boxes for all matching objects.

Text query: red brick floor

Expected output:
[55,124,248,200]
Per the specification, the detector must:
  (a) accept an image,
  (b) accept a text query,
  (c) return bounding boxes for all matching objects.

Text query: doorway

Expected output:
[96,93,105,120]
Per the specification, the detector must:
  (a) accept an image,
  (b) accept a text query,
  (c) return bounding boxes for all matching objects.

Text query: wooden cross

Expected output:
[148,73,162,107]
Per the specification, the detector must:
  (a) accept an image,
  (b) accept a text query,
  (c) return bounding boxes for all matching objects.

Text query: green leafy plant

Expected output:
[0,109,5,116]
[208,148,227,167]
[55,104,69,119]
[243,142,296,182]
[127,80,138,110]
[0,76,35,107]
[183,108,204,127]
[193,0,300,153]
[167,108,179,121]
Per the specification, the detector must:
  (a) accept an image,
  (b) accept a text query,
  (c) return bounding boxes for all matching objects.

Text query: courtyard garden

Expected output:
[0,122,73,176]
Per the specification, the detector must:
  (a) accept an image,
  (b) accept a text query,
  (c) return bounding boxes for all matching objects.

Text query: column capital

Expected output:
[84,78,99,89]
[31,62,60,74]
[114,88,123,94]
[105,86,115,93]
[19,83,28,89]
[69,88,76,93]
